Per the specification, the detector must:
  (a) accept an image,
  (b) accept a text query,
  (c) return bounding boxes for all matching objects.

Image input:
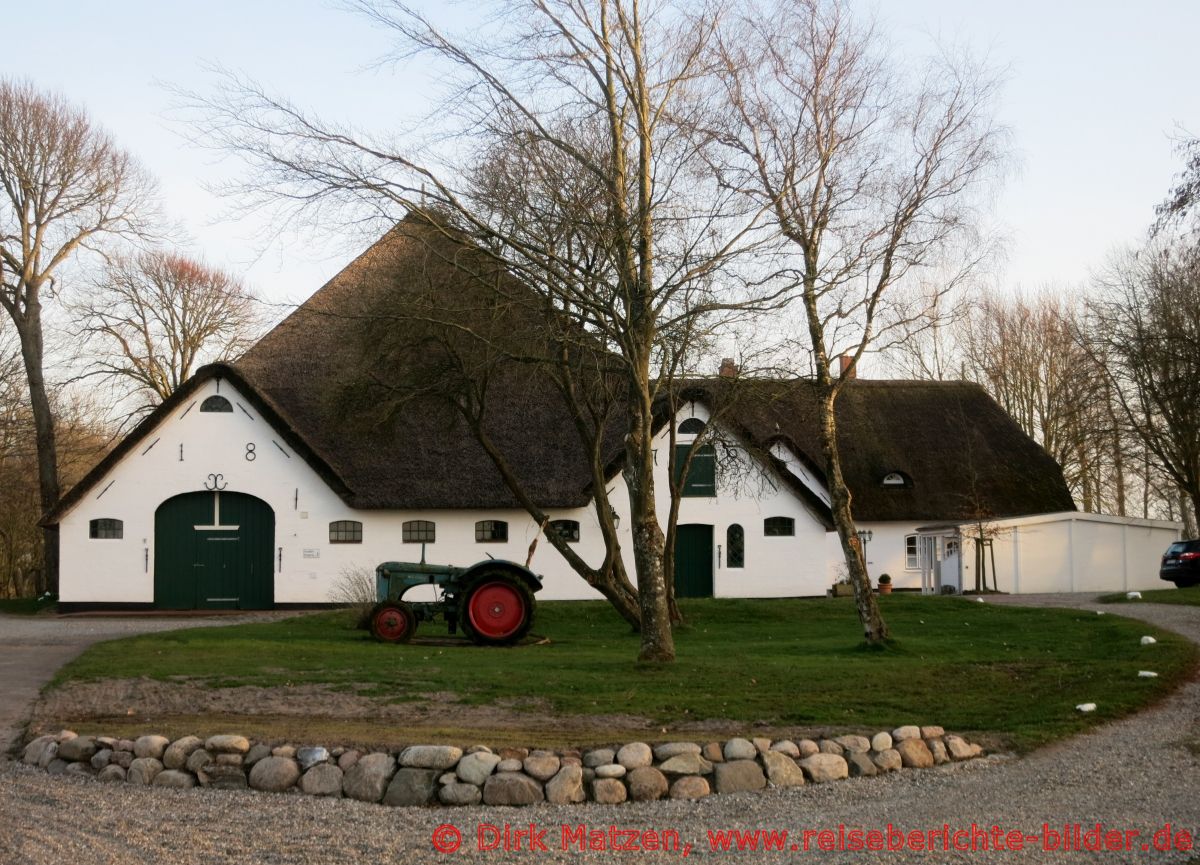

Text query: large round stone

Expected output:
[522,753,561,781]
[761,751,805,787]
[872,749,902,772]
[896,738,934,769]
[798,753,848,783]
[891,725,920,742]
[652,742,700,761]
[714,760,767,794]
[545,765,586,805]
[616,742,653,769]
[439,782,482,806]
[205,735,250,755]
[343,753,396,803]
[153,770,197,789]
[834,735,871,753]
[22,736,56,766]
[847,752,877,777]
[133,736,170,760]
[582,748,615,768]
[871,732,893,752]
[97,765,126,783]
[456,751,502,785]
[399,745,463,771]
[300,763,344,796]
[723,738,757,761]
[627,767,668,801]
[383,768,440,806]
[186,749,213,774]
[296,746,330,771]
[249,756,301,792]
[58,736,98,762]
[162,736,204,770]
[669,776,710,800]
[127,757,163,785]
[483,772,544,806]
[591,778,627,804]
[595,764,626,779]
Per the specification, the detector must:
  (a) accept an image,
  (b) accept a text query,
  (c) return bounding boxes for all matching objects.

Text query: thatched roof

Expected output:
[689,378,1076,521]
[49,218,1075,524]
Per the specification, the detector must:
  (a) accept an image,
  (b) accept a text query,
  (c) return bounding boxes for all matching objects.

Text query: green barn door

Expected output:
[673,524,714,598]
[154,491,275,610]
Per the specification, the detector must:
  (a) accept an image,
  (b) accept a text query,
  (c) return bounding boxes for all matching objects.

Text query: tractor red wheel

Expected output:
[369,601,416,643]
[464,576,534,646]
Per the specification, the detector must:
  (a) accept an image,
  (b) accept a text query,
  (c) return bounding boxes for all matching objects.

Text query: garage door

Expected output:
[154,491,275,609]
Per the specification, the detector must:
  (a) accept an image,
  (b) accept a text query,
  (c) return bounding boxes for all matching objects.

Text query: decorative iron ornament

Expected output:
[204,473,228,491]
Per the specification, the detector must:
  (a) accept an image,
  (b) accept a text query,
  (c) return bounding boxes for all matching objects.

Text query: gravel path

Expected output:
[2,597,1199,864]
[0,611,299,757]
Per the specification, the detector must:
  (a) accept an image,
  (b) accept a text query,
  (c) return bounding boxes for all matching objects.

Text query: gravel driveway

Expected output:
[2,596,1198,864]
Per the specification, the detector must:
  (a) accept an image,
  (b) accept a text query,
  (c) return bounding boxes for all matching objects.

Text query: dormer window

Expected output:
[882,472,909,488]
[201,395,233,413]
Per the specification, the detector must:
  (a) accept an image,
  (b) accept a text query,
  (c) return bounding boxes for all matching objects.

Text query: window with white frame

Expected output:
[905,534,919,570]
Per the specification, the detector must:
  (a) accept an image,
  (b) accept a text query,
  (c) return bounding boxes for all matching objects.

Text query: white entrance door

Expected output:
[941,539,961,592]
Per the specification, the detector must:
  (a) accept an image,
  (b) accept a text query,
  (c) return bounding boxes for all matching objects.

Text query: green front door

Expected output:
[154,491,275,610]
[674,523,714,598]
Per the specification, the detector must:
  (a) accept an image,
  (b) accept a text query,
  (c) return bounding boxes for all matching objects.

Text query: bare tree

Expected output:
[187,1,790,662]
[712,0,1006,642]
[959,289,1124,512]
[0,79,153,590]
[77,250,261,418]
[1088,241,1200,525]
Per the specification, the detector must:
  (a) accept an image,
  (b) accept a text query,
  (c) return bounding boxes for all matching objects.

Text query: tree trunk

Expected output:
[1184,489,1199,540]
[625,381,675,662]
[818,390,889,643]
[14,294,61,593]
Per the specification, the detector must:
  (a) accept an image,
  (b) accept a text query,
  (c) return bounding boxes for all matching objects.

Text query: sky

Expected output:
[7,1,1199,317]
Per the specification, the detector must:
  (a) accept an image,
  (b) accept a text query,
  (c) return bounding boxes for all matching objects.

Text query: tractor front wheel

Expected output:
[369,601,417,643]
[463,575,535,646]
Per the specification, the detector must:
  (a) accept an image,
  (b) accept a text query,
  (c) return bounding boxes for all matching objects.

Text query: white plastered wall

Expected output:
[59,383,835,604]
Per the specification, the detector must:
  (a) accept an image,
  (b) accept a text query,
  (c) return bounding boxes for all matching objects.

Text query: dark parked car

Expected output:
[1160,540,1200,587]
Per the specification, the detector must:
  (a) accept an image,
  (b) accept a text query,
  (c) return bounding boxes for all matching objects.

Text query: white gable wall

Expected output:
[644,404,829,598]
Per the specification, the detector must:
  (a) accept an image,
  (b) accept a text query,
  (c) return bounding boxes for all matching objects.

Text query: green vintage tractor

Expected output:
[370,556,542,646]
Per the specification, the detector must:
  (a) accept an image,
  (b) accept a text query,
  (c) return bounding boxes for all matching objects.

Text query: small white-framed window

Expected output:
[905,534,919,570]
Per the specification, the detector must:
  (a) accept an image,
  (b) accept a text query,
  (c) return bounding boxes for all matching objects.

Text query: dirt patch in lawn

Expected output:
[28,678,793,750]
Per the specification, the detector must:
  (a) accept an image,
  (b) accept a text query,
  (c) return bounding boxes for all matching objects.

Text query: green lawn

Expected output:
[0,597,56,615]
[53,596,1196,751]
[1099,585,1200,606]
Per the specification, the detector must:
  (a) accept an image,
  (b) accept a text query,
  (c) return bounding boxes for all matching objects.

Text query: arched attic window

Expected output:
[882,471,910,488]
[677,417,706,435]
[200,395,233,413]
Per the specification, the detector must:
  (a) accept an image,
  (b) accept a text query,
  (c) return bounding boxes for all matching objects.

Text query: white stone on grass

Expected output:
[1138,671,1159,678]
[1126,591,1142,600]
[1076,703,1097,713]
[1141,636,1157,645]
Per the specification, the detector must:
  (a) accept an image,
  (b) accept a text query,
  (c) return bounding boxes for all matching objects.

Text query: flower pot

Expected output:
[879,582,893,595]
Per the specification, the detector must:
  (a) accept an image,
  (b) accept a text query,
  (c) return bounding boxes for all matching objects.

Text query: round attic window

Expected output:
[882,471,908,487]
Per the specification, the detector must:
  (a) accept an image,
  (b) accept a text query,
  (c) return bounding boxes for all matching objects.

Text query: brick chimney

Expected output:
[718,357,739,378]
[838,354,857,379]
